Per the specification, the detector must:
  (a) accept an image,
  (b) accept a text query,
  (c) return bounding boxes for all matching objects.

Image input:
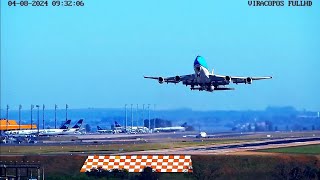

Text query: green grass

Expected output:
[259,144,320,155]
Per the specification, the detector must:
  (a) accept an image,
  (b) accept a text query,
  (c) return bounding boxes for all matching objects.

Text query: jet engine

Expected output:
[175,76,181,82]
[195,66,201,72]
[225,76,231,82]
[246,77,252,84]
[207,86,215,92]
[158,77,164,84]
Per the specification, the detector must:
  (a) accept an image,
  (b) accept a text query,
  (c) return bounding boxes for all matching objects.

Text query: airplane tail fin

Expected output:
[72,119,83,129]
[60,120,71,129]
[115,121,121,127]
[181,122,188,127]
[97,126,103,130]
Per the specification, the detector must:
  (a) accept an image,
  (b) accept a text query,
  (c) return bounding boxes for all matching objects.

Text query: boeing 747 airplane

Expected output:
[62,119,84,135]
[5,120,71,136]
[144,56,272,92]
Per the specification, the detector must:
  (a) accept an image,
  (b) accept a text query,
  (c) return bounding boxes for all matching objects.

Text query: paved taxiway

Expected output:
[2,131,319,155]
[124,137,320,155]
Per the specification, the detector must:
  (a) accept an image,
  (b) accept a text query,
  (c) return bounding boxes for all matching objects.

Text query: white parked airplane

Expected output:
[144,56,272,92]
[154,126,185,132]
[5,120,71,136]
[97,126,113,134]
[61,119,84,135]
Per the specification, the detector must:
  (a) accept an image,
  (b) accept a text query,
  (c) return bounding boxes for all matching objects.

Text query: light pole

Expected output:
[54,104,57,129]
[136,104,139,127]
[131,104,133,130]
[148,104,150,132]
[142,104,145,127]
[125,104,127,131]
[65,104,68,121]
[153,104,156,130]
[6,105,9,131]
[42,104,45,129]
[31,104,34,130]
[19,105,22,130]
[36,105,40,133]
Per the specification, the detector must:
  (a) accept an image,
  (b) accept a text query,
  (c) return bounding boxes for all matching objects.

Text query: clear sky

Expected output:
[1,1,319,111]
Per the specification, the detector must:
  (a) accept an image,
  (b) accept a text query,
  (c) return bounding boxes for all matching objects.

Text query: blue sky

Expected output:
[1,1,319,111]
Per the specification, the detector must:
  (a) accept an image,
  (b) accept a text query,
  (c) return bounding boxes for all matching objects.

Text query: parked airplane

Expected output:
[154,126,186,132]
[127,126,149,134]
[38,120,72,136]
[144,56,272,92]
[111,121,126,133]
[63,119,84,135]
[5,120,71,136]
[97,126,113,134]
[112,121,149,134]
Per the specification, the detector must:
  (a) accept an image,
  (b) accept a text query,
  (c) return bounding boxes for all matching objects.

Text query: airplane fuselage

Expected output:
[194,64,211,85]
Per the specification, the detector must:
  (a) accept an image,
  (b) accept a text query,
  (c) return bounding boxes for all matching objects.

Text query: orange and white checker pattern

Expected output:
[80,155,193,173]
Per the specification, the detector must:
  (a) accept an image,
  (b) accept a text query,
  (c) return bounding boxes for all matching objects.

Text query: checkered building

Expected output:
[80,155,193,173]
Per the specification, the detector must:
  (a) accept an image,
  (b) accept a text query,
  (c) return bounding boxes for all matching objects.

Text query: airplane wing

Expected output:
[144,74,196,84]
[213,75,272,84]
[182,135,197,138]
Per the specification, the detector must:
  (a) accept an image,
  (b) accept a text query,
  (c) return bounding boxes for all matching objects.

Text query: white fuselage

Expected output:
[154,126,185,132]
[58,128,81,135]
[194,65,212,85]
[127,126,149,133]
[39,129,67,136]
[5,128,69,136]
[5,129,39,136]
[97,129,113,133]
[196,132,208,138]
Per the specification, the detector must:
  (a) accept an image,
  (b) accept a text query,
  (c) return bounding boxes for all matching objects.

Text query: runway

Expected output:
[123,137,320,155]
[1,131,319,155]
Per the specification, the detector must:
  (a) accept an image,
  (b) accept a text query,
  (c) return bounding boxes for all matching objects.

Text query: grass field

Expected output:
[0,139,245,155]
[259,144,320,155]
[1,154,319,180]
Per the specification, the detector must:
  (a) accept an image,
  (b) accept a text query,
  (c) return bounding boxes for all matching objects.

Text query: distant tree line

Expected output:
[85,166,159,180]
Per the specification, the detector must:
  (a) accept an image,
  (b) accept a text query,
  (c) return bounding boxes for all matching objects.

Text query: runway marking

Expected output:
[122,137,320,155]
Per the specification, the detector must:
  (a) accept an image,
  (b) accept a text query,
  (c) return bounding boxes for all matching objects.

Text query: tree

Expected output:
[273,163,319,180]
[85,168,129,179]
[192,158,220,180]
[139,167,159,180]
